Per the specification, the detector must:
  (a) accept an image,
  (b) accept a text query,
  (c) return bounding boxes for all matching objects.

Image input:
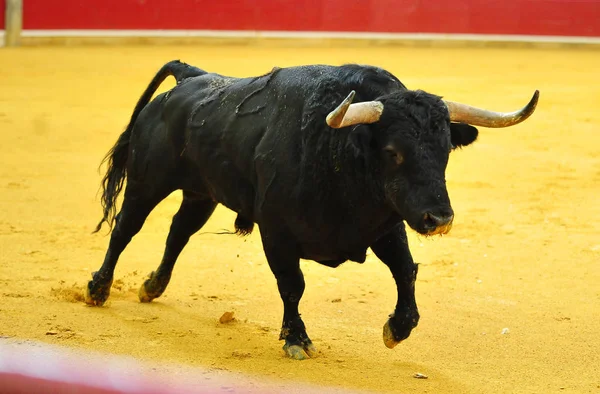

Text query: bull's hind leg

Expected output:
[86,185,171,306]
[139,192,217,302]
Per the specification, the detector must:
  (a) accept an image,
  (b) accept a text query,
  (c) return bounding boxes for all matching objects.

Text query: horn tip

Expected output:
[528,90,540,110]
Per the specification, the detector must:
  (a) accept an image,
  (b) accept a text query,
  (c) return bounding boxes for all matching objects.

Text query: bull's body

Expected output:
[135,64,403,264]
[86,60,537,359]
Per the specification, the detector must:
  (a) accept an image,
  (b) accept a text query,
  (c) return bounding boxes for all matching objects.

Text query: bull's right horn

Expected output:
[326,90,384,129]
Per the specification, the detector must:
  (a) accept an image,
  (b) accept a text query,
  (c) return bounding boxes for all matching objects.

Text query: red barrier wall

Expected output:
[3,0,600,37]
[0,0,5,30]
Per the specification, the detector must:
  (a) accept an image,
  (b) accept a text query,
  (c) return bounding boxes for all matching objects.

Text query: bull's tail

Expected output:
[93,60,207,233]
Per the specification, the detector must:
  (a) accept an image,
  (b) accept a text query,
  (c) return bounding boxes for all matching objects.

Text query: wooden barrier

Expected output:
[4,0,21,46]
[2,0,599,47]
[15,0,600,37]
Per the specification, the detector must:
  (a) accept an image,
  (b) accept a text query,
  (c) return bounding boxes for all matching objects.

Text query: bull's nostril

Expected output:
[423,212,438,228]
[423,212,454,229]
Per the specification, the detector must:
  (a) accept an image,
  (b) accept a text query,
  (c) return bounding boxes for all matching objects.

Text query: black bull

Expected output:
[86,60,538,359]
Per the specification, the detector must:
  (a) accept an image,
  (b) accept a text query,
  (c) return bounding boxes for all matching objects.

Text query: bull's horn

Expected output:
[326,90,384,129]
[443,90,539,128]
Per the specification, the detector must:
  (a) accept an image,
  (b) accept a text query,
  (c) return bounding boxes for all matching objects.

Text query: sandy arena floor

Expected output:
[0,44,599,393]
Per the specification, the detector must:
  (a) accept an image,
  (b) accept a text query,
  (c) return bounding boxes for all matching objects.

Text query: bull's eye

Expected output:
[384,146,404,166]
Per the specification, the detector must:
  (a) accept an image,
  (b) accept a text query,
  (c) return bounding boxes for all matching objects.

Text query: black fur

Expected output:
[234,214,254,236]
[88,61,482,357]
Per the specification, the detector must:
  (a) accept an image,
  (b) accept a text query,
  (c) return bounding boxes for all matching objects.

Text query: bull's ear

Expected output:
[450,122,478,149]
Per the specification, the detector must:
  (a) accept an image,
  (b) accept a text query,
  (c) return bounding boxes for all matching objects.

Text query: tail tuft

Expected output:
[93,131,129,233]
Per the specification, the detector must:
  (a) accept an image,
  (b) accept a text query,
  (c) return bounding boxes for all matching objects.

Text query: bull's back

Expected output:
[128,64,403,221]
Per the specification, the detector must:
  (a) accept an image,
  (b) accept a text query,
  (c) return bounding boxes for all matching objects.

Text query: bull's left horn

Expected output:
[326,90,384,129]
[443,90,539,128]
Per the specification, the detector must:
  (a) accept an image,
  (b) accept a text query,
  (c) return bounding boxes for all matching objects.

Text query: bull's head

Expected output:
[326,89,539,236]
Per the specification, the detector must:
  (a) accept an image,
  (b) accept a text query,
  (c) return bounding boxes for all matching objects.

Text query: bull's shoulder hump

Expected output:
[270,64,405,98]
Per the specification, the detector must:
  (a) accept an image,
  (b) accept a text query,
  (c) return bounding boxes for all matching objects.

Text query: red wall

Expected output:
[0,0,5,30]
[3,0,600,37]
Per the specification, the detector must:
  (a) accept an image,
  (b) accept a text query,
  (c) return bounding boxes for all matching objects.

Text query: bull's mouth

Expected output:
[406,212,454,237]
[423,221,453,236]
[390,198,455,237]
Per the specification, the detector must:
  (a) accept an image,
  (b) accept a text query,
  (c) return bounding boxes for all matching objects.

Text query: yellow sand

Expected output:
[0,44,599,393]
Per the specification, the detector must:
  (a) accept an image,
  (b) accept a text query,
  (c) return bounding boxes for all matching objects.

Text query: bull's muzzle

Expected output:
[423,212,454,236]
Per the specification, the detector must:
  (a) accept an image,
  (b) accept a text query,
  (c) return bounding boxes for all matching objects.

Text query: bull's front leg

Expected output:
[260,231,316,360]
[371,223,420,348]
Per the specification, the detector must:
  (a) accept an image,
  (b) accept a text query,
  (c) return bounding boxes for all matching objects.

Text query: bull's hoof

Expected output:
[283,342,317,360]
[383,311,419,348]
[84,274,112,306]
[138,279,156,303]
[138,271,166,303]
[138,283,153,303]
[383,319,400,349]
